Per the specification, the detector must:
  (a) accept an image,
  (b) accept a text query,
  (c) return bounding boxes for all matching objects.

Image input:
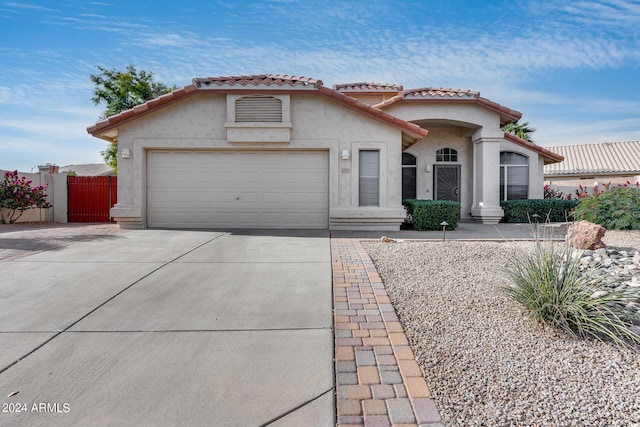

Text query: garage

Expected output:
[147,151,329,229]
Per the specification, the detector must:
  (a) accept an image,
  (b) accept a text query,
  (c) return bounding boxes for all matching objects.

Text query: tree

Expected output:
[502,119,536,142]
[101,142,118,174]
[0,170,52,224]
[91,65,177,173]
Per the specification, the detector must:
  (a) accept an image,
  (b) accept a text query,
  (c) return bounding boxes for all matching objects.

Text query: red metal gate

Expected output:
[67,176,117,222]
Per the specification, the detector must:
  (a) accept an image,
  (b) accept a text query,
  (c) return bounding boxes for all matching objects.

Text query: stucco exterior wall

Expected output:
[404,126,474,219]
[0,170,65,223]
[112,93,406,229]
[545,175,640,199]
[384,102,501,130]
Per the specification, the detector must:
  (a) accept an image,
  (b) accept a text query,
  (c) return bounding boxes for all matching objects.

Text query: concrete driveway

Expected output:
[0,226,334,426]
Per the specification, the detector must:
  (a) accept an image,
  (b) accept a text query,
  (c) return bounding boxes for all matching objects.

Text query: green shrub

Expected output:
[502,240,640,348]
[403,199,460,231]
[500,199,578,223]
[572,184,640,230]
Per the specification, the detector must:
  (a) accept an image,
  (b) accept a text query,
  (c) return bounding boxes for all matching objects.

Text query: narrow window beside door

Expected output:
[359,150,380,206]
[402,152,417,200]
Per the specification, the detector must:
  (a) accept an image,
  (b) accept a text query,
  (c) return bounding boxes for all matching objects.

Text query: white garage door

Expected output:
[147,151,329,229]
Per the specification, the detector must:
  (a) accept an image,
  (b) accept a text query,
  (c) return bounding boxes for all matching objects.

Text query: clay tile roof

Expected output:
[333,82,403,92]
[543,141,640,175]
[375,87,521,123]
[87,73,427,146]
[193,74,322,88]
[403,87,479,98]
[86,83,199,137]
[316,86,428,146]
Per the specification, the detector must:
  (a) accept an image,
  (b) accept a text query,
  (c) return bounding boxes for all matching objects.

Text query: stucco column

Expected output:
[110,139,144,228]
[471,129,504,224]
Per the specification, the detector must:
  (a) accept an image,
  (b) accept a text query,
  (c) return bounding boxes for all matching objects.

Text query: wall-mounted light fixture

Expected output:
[341,150,350,160]
[425,165,431,172]
[121,148,131,159]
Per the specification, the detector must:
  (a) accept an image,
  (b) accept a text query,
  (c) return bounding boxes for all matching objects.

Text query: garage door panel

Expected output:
[147,151,328,229]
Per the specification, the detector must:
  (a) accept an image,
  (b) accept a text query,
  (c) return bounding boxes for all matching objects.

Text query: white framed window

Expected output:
[500,152,529,200]
[359,150,380,206]
[436,147,458,162]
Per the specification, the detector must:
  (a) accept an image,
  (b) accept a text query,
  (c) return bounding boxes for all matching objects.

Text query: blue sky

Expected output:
[1,0,639,172]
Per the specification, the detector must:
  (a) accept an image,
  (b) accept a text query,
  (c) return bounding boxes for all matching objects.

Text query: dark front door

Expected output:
[434,165,460,202]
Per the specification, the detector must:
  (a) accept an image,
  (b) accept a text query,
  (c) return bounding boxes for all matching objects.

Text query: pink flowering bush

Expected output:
[572,181,640,230]
[0,170,52,224]
[543,184,574,200]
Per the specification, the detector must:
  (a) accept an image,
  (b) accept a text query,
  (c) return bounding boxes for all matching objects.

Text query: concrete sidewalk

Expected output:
[331,221,569,241]
[0,227,333,426]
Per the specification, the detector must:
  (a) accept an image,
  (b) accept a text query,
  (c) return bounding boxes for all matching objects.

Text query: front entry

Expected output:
[434,165,460,202]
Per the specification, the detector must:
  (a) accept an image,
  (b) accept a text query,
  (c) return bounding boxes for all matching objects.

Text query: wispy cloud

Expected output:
[3,2,57,12]
[561,0,640,27]
[1,0,638,170]
[536,115,640,145]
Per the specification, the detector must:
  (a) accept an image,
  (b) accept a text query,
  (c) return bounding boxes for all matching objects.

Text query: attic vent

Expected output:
[235,96,282,122]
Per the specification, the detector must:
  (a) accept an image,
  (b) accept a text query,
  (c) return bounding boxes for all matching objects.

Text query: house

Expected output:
[87,74,563,230]
[544,141,640,195]
[59,164,115,176]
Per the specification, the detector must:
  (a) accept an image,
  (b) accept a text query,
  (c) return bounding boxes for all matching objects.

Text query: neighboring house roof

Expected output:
[374,86,522,125]
[59,164,115,176]
[543,141,640,176]
[87,74,428,146]
[333,82,403,92]
[58,163,115,176]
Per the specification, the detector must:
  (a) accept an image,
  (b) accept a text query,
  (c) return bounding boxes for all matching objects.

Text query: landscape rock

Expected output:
[362,231,640,427]
[566,220,607,250]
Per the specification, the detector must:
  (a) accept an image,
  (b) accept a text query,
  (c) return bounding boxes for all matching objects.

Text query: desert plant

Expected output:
[0,170,52,224]
[572,182,640,230]
[502,240,640,348]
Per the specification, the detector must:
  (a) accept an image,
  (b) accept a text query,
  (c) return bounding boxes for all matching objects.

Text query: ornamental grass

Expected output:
[502,240,640,349]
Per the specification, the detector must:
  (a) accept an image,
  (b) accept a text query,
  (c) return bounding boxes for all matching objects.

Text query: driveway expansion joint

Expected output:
[331,239,443,427]
[0,232,227,375]
[258,388,334,427]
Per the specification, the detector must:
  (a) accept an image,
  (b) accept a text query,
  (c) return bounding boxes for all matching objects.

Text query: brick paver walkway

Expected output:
[331,239,444,427]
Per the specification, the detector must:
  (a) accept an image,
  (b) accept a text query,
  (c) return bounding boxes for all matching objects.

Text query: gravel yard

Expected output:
[362,231,640,427]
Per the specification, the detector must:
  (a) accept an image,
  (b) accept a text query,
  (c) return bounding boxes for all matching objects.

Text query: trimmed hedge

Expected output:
[500,199,578,223]
[403,199,460,231]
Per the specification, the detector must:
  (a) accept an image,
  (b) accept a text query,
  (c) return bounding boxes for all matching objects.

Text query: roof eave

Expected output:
[87,80,429,145]
[87,84,199,140]
[375,93,522,124]
[504,132,564,164]
[316,87,428,143]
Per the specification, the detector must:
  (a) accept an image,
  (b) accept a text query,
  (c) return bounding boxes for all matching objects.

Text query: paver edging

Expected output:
[331,238,444,427]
